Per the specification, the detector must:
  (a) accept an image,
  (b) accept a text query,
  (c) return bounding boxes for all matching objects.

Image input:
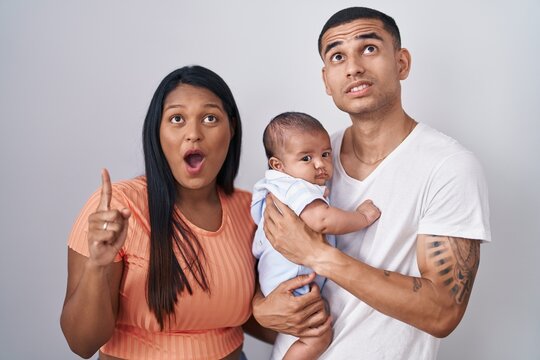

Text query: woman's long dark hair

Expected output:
[142,65,242,329]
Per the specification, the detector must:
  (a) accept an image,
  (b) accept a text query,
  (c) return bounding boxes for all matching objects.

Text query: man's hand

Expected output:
[263,194,328,267]
[252,273,331,338]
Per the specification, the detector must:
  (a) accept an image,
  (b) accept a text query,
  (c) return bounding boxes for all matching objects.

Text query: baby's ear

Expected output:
[268,157,283,171]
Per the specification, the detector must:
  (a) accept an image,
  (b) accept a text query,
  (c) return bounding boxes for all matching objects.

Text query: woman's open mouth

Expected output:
[184,149,205,175]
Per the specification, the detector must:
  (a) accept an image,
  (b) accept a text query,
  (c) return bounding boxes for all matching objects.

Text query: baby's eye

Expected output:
[330,53,344,62]
[322,151,331,158]
[301,155,312,162]
[363,45,377,54]
[170,115,183,124]
[203,115,218,124]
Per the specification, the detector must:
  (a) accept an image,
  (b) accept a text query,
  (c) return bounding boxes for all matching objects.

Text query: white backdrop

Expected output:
[1,1,539,359]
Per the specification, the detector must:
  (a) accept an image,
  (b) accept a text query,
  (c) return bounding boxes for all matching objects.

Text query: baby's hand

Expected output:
[356,200,381,226]
[323,187,330,198]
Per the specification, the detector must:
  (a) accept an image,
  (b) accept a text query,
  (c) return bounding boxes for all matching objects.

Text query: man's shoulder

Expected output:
[412,123,473,161]
[330,128,347,146]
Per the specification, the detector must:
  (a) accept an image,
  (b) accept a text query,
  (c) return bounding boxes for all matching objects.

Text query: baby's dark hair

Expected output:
[263,111,328,159]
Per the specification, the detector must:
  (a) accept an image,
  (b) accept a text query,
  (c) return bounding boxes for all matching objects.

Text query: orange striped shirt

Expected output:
[68,177,256,359]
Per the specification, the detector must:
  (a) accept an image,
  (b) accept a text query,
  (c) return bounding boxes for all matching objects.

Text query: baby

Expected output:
[251,112,381,359]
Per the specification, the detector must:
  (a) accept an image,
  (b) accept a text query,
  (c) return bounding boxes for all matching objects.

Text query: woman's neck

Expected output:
[176,184,220,208]
[175,183,223,231]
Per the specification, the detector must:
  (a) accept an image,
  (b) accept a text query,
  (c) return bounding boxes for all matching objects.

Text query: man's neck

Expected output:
[347,109,416,165]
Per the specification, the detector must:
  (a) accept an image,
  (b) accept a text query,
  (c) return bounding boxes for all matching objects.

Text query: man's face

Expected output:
[320,18,410,117]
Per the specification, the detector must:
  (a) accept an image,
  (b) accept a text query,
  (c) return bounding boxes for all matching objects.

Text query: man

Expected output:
[253,7,491,359]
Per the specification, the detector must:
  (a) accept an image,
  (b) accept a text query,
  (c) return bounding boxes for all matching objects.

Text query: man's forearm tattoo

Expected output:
[412,277,422,292]
[427,236,480,304]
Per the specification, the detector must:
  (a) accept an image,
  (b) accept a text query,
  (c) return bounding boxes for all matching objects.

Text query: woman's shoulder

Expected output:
[231,187,252,198]
[222,187,252,210]
[109,176,148,208]
[112,176,147,193]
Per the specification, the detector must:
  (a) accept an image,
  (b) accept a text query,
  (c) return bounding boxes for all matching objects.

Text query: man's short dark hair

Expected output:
[318,7,401,55]
[263,112,327,160]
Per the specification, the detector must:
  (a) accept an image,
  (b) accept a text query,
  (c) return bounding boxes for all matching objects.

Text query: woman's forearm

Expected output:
[242,313,277,344]
[61,252,122,358]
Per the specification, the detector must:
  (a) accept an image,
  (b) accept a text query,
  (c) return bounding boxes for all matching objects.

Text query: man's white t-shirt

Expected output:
[270,123,491,360]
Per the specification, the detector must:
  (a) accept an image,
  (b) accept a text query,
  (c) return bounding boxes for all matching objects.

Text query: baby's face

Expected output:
[273,130,333,186]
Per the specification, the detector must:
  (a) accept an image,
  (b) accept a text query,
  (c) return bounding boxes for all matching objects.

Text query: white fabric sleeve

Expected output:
[283,179,328,216]
[418,151,491,241]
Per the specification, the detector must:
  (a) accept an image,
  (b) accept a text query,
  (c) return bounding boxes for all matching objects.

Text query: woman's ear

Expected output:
[229,119,235,139]
[268,157,283,171]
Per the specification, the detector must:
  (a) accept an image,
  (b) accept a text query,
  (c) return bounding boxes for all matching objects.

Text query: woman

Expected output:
[60,65,266,359]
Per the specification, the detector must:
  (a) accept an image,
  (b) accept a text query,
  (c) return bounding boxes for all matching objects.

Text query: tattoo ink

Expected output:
[413,278,422,292]
[448,237,480,304]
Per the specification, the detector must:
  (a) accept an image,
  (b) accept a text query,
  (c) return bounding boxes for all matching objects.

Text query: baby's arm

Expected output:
[300,199,380,235]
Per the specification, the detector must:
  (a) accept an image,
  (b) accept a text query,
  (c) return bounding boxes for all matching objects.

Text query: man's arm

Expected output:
[251,273,331,338]
[300,199,380,235]
[264,194,480,338]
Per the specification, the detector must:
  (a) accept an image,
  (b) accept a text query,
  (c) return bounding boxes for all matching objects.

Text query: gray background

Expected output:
[1,0,539,359]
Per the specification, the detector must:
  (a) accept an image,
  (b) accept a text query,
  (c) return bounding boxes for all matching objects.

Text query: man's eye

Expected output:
[364,45,377,54]
[330,53,344,62]
[301,155,312,162]
[170,115,183,124]
[203,115,218,124]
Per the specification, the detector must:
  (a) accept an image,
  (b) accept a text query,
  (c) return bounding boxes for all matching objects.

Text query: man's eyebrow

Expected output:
[323,40,343,56]
[323,32,384,56]
[355,32,384,42]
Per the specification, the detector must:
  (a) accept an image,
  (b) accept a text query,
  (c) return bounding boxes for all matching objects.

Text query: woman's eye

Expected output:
[301,155,312,162]
[330,53,344,62]
[203,115,218,124]
[364,45,377,54]
[170,115,183,124]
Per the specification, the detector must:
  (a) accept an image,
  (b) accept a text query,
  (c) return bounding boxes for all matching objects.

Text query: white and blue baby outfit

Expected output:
[251,170,336,296]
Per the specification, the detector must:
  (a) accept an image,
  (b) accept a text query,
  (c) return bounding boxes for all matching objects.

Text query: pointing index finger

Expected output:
[98,168,112,211]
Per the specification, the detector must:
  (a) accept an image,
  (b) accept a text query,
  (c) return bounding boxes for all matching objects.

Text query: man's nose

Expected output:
[346,56,366,78]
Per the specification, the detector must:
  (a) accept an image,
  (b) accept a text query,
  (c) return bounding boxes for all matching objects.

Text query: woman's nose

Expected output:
[185,121,202,142]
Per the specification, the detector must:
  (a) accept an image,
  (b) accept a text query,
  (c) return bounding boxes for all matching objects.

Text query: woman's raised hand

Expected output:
[87,169,131,267]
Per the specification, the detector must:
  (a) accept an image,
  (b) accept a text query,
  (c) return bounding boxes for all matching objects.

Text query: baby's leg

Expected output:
[282,327,332,360]
[356,200,381,227]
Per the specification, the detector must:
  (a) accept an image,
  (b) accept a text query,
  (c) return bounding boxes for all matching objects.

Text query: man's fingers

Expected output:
[301,299,328,325]
[98,168,113,211]
[299,315,332,338]
[278,273,317,293]
[265,194,283,218]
